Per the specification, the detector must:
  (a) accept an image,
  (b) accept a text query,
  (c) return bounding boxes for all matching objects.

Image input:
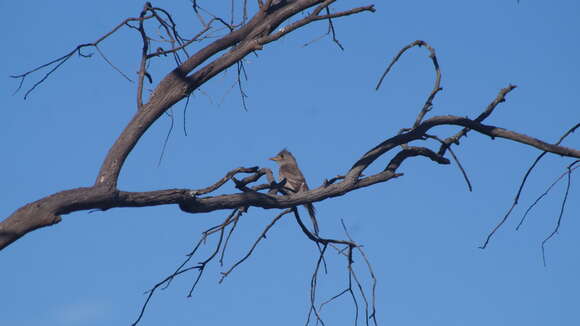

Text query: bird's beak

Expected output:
[269,156,280,161]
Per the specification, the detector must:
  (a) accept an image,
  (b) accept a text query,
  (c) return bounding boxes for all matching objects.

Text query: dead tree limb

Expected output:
[4,3,579,325]
[1,1,376,250]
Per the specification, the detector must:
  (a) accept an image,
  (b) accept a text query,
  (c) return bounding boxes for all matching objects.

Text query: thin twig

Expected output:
[192,166,261,196]
[347,261,360,326]
[341,219,378,326]
[236,60,249,111]
[541,161,576,266]
[440,85,517,157]
[136,3,152,110]
[446,146,472,192]
[412,41,442,128]
[157,108,175,167]
[11,14,153,99]
[376,40,427,91]
[219,208,292,282]
[517,163,579,230]
[325,7,344,50]
[427,134,472,192]
[219,208,244,266]
[95,45,134,82]
[132,209,237,325]
[182,94,191,136]
[306,243,328,326]
[479,122,578,248]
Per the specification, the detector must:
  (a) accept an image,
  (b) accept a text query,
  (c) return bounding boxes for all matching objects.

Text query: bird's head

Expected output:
[269,148,296,165]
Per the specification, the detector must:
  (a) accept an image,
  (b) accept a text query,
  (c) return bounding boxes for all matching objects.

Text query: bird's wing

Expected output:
[279,165,307,192]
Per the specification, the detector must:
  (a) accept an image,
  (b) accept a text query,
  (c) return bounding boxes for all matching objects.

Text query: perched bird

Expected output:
[270,149,320,235]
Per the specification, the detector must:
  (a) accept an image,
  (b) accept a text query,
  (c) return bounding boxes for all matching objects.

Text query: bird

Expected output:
[270,149,320,235]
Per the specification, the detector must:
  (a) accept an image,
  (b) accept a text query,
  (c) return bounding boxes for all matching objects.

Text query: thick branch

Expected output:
[95,0,374,191]
[3,1,378,251]
[349,115,580,182]
[3,5,578,256]
[2,110,578,251]
[423,116,580,157]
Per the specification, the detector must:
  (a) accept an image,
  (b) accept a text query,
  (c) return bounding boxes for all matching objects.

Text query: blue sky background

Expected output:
[1,1,579,325]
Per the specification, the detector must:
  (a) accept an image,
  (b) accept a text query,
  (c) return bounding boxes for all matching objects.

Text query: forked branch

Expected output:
[4,5,580,325]
[2,0,376,250]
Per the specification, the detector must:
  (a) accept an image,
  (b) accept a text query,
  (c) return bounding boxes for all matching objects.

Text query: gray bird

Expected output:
[270,149,320,235]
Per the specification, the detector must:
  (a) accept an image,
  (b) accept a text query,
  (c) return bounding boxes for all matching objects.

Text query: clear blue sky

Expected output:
[1,1,579,325]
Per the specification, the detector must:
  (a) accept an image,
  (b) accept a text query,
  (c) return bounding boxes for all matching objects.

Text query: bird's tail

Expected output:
[305,203,319,235]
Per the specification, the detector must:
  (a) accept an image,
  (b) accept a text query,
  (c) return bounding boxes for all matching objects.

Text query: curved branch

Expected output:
[2,5,578,258]
[3,1,377,250]
[349,113,580,183]
[94,0,375,191]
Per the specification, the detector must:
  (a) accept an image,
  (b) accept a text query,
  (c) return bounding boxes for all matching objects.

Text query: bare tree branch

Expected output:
[479,123,579,248]
[219,208,292,282]
[541,160,577,266]
[5,4,580,325]
[2,107,578,250]
[518,163,579,231]
[11,13,154,99]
